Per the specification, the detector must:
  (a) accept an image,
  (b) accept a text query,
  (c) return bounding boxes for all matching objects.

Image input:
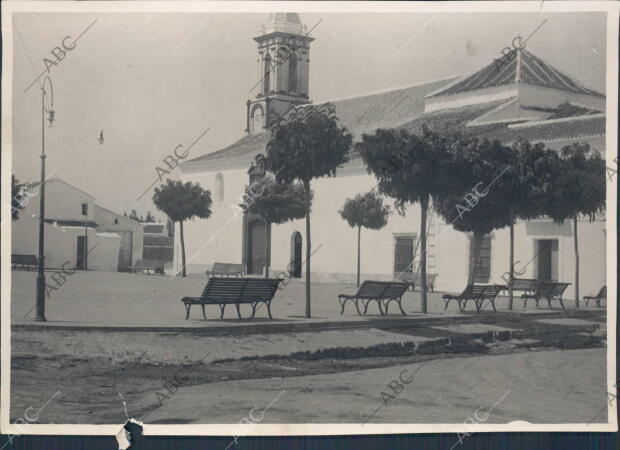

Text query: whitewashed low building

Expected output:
[177,13,607,300]
[11,178,143,272]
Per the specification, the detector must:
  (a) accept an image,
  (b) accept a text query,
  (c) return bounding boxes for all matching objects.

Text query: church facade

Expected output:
[177,13,607,299]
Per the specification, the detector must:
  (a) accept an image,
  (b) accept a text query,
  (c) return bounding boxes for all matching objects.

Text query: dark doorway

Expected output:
[290,232,302,278]
[247,220,267,275]
[77,236,87,270]
[536,239,558,281]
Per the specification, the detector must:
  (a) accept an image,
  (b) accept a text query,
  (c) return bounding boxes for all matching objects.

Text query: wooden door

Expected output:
[247,220,266,275]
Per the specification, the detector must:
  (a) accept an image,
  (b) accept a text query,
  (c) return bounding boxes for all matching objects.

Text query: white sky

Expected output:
[11,11,606,219]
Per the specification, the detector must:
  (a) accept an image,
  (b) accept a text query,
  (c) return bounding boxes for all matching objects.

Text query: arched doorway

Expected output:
[289,231,302,278]
[247,220,267,275]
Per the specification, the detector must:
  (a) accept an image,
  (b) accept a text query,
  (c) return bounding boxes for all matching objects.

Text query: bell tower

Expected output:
[246,13,313,134]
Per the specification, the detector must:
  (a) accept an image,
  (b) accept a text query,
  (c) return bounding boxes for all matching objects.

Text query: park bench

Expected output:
[129,258,165,275]
[521,281,570,309]
[181,277,281,320]
[11,254,38,270]
[502,278,538,296]
[442,284,504,313]
[338,281,410,316]
[584,285,606,307]
[206,262,245,278]
[395,272,438,292]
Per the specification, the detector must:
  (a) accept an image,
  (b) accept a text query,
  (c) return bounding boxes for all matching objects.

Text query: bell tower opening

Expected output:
[246,13,314,135]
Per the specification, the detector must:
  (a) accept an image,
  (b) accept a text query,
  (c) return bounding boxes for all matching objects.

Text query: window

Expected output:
[214,172,224,202]
[263,54,271,95]
[394,234,415,276]
[288,52,298,92]
[469,234,492,283]
[251,106,264,134]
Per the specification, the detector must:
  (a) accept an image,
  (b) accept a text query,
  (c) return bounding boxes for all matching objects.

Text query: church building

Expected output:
[178,13,607,299]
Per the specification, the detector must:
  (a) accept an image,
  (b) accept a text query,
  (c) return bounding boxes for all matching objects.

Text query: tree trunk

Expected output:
[356,226,361,287]
[574,215,580,307]
[265,222,271,278]
[304,180,312,318]
[468,231,483,285]
[179,220,187,278]
[420,196,428,314]
[508,212,515,310]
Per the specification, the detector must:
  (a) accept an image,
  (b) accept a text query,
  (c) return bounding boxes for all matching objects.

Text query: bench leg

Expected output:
[184,303,191,320]
[377,300,385,316]
[200,304,207,320]
[338,298,346,315]
[458,300,466,312]
[383,300,389,314]
[266,301,273,319]
[251,302,257,318]
[235,304,242,319]
[547,297,553,309]
[443,297,451,311]
[558,297,565,309]
[362,300,370,315]
[353,299,362,316]
[522,298,527,308]
[397,298,406,316]
[219,304,226,319]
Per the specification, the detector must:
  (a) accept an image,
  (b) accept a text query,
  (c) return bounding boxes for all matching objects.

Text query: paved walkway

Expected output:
[11,270,605,331]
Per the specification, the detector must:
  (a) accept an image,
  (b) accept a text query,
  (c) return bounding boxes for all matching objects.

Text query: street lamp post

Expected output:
[35,76,55,322]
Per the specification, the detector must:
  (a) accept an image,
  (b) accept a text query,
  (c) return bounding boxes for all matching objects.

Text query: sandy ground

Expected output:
[11,270,589,327]
[145,349,607,424]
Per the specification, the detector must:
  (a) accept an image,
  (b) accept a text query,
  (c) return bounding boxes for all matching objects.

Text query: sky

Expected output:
[10,10,607,219]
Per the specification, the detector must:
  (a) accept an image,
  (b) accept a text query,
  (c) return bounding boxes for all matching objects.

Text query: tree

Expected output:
[152,179,213,277]
[357,126,451,313]
[433,134,515,286]
[544,143,606,307]
[339,191,390,286]
[145,211,156,222]
[503,140,560,309]
[11,175,27,220]
[261,102,352,318]
[243,174,311,278]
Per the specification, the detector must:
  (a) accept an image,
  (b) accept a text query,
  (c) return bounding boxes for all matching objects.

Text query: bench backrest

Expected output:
[201,278,281,302]
[458,284,490,298]
[509,278,538,291]
[535,281,570,297]
[482,284,503,299]
[211,262,244,274]
[356,281,408,299]
[12,254,38,265]
[136,259,164,269]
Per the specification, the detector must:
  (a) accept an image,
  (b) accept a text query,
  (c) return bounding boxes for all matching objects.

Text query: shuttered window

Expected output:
[394,235,415,275]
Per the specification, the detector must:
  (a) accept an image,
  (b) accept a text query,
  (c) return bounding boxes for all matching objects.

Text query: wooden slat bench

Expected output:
[206,262,245,278]
[395,273,438,292]
[502,278,538,296]
[584,286,606,307]
[129,259,165,275]
[181,278,281,320]
[442,284,504,313]
[521,281,570,309]
[338,281,410,316]
[11,254,38,270]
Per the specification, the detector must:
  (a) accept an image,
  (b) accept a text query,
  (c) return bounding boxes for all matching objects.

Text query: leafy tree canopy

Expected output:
[262,102,352,184]
[356,126,452,214]
[433,134,515,236]
[339,191,391,229]
[153,179,212,223]
[243,175,311,224]
[545,143,606,223]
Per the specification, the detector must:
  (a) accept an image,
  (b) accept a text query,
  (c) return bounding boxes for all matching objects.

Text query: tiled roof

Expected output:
[427,49,604,99]
[182,77,456,171]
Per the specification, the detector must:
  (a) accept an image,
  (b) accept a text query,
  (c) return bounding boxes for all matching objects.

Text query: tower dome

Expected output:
[264,12,305,35]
